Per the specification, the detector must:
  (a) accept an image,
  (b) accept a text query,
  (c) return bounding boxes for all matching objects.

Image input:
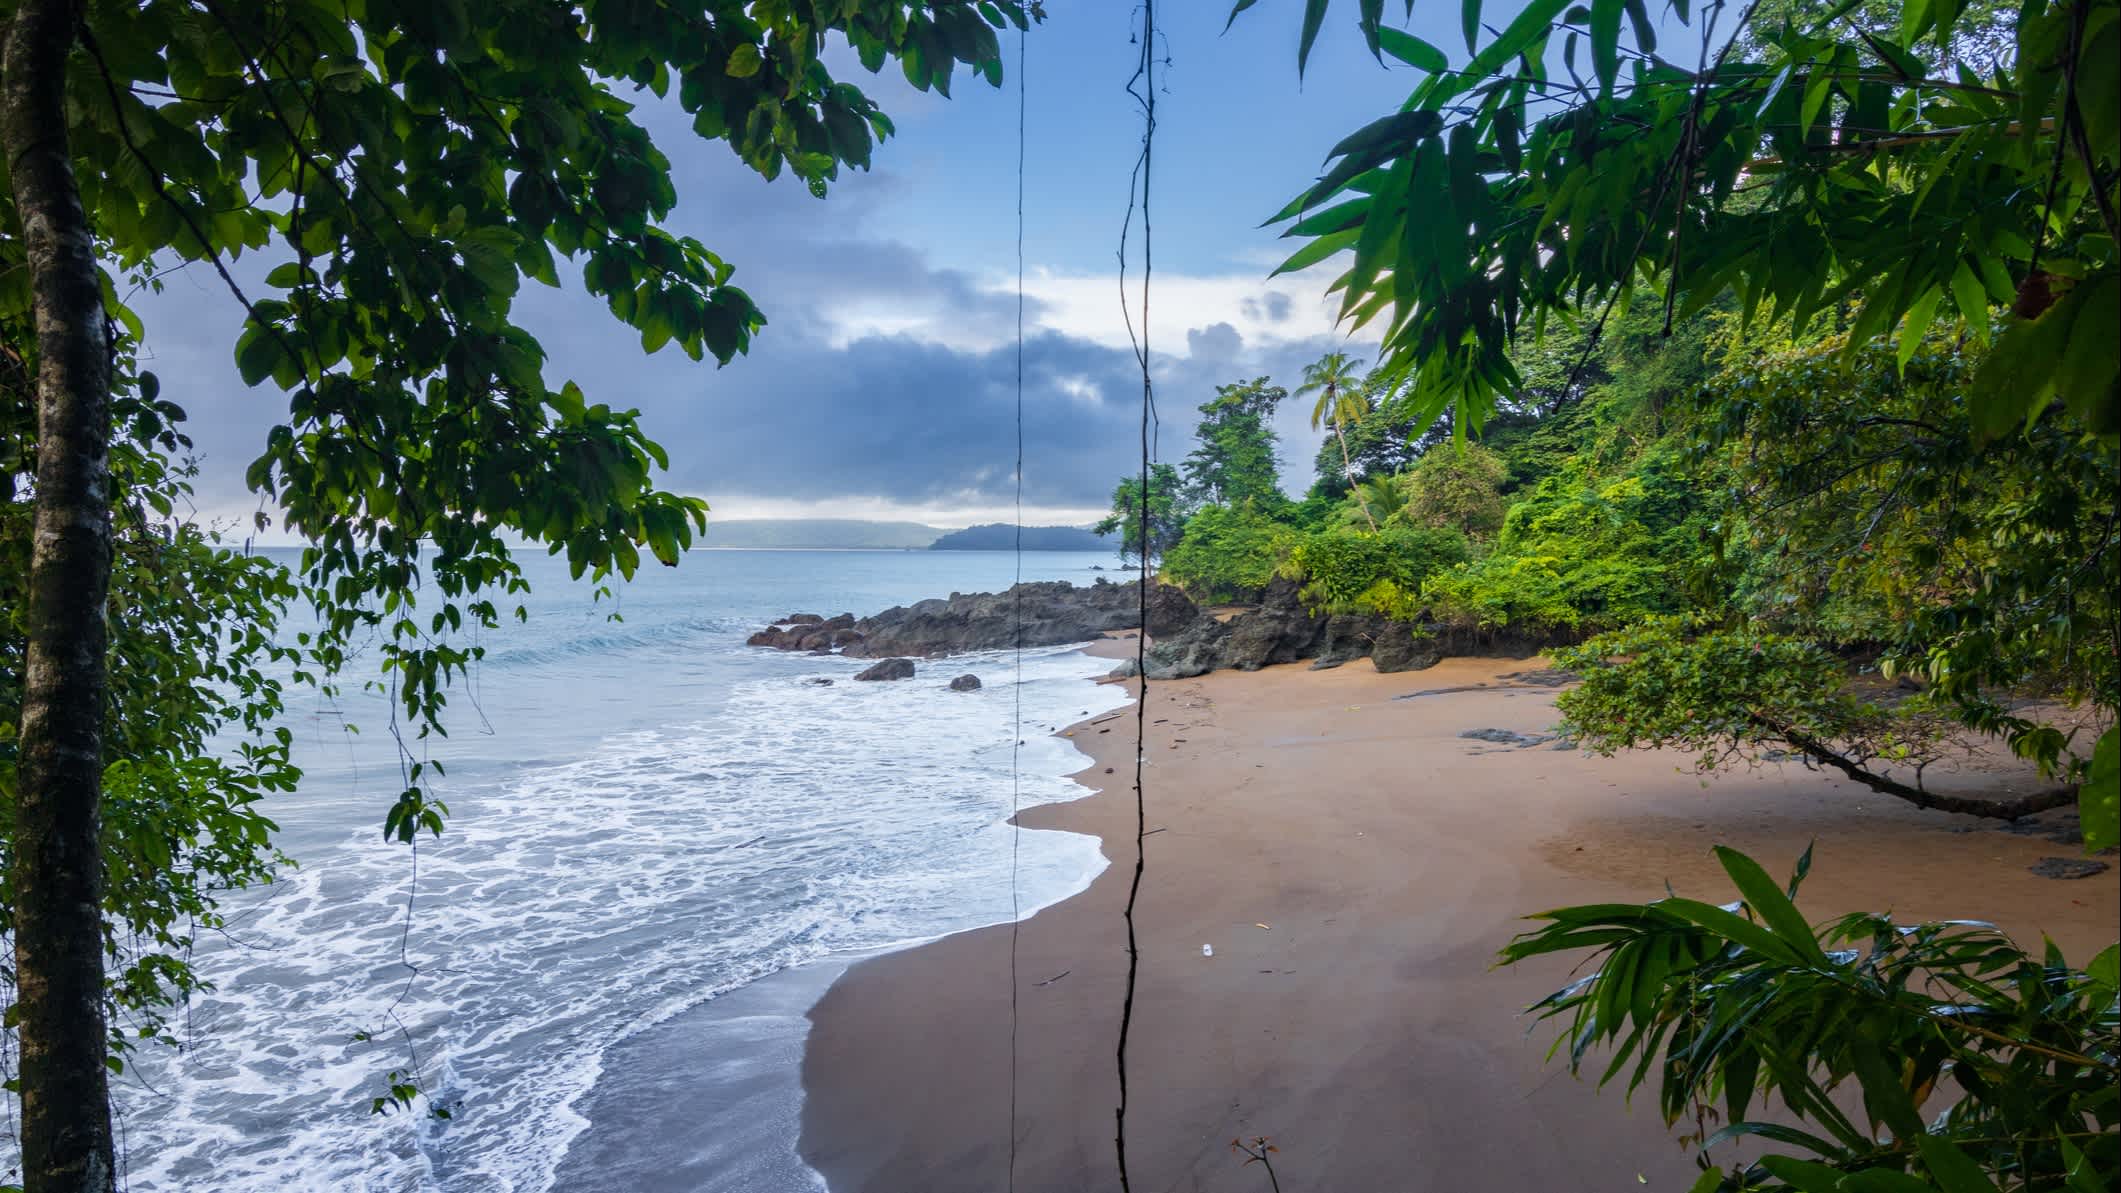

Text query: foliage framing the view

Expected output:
[1501,846,2120,1191]
[1234,0,2118,840]
[1,0,1036,1176]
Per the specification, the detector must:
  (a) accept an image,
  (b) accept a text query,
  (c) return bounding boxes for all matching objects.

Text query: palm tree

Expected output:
[1297,351,1377,530]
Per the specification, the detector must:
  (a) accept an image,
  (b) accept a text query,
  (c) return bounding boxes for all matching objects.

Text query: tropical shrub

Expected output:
[1163,503,1298,602]
[1501,846,2120,1192]
[1285,524,1468,618]
[1398,443,1509,538]
[1705,333,2118,801]
[1419,456,1708,637]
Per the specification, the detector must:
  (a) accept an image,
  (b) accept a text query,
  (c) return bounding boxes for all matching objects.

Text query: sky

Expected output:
[138,1,1469,533]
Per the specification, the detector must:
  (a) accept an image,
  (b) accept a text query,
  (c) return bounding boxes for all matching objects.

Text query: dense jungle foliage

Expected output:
[1099,284,2115,833]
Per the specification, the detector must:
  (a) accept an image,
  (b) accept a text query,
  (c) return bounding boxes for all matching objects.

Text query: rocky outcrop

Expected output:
[850,579,1148,657]
[948,674,982,691]
[747,580,1152,659]
[1142,617,1229,680]
[1309,614,1385,670]
[749,614,860,651]
[853,658,916,681]
[1370,625,1444,673]
[748,578,1551,680]
[1144,584,1201,638]
[1217,577,1326,670]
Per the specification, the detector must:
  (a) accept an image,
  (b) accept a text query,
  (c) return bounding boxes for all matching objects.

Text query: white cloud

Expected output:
[817,262,1380,360]
[703,493,1109,528]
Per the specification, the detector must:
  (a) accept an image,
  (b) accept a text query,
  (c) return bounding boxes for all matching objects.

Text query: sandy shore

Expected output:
[799,651,2118,1192]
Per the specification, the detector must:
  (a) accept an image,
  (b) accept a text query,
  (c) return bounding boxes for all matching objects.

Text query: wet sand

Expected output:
[799,653,2118,1192]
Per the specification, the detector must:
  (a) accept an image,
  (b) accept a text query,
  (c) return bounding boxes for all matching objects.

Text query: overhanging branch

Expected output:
[1751,714,2079,820]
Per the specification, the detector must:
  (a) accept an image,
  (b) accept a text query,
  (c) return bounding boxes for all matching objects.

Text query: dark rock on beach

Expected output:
[797,627,864,651]
[1144,584,1201,638]
[2028,856,2110,880]
[1370,626,1444,674]
[748,578,1555,681]
[851,580,1146,657]
[948,674,982,691]
[853,658,916,682]
[747,580,1147,659]
[1459,728,1558,748]
[1218,577,1326,671]
[1143,617,1228,680]
[747,613,863,652]
[1309,614,1385,670]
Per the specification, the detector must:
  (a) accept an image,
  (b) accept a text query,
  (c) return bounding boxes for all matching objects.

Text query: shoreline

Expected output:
[540,640,1130,1193]
[797,650,2117,1192]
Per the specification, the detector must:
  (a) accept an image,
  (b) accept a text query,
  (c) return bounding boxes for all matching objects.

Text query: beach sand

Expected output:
[799,652,2119,1192]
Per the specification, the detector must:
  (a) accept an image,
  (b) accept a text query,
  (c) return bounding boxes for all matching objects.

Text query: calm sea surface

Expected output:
[109,548,1130,1192]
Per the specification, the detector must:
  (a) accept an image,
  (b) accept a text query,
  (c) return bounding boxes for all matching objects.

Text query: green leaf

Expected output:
[1850,1037,1924,1143]
[1757,1155,1856,1193]
[1842,1171,1948,1192]
[234,328,282,387]
[1273,227,1360,276]
[1590,0,1623,92]
[1914,1136,2002,1193]
[1713,846,1828,964]
[2055,271,2119,433]
[1896,284,1942,372]
[1299,0,1331,76]
[1658,896,1803,964]
[1378,27,1448,71]
[2082,727,2119,851]
[1461,0,1481,51]
[726,44,763,78]
[1622,0,1655,53]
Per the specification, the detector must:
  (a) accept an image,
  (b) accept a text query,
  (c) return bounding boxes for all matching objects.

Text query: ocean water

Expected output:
[107,548,1132,1192]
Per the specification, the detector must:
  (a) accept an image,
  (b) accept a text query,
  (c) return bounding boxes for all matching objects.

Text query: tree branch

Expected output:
[1750,714,2079,820]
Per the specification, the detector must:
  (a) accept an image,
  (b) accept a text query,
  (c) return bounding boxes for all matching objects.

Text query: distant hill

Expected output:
[929,523,1110,551]
[701,519,941,549]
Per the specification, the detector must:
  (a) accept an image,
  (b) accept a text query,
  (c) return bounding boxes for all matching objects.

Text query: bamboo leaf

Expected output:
[1712,847,1828,964]
[1379,27,1449,71]
[1299,0,1331,76]
[1590,0,1623,92]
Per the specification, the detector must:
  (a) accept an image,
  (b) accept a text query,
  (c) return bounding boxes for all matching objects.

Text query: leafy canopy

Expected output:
[1095,462,1189,568]
[1183,377,1289,508]
[24,0,1035,854]
[1247,0,2118,442]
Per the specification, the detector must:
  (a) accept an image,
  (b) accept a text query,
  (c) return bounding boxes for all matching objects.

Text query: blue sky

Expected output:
[144,1,1473,531]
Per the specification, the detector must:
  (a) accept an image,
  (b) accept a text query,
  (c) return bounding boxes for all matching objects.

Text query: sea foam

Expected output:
[109,642,1128,1192]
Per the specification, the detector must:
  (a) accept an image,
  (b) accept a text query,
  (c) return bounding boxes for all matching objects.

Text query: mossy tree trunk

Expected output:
[3,1,120,1189]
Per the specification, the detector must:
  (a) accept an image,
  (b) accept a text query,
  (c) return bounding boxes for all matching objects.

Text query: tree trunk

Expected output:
[1337,424,1377,531]
[3,2,120,1190]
